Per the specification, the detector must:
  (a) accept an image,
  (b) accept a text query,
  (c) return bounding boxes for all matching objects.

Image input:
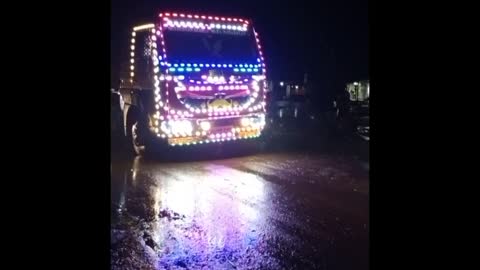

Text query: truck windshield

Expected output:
[163,30,259,63]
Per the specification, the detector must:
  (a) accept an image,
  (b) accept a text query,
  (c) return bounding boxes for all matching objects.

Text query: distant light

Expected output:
[353,82,359,86]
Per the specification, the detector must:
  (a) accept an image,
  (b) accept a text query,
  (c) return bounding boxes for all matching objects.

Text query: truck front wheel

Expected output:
[131,121,147,156]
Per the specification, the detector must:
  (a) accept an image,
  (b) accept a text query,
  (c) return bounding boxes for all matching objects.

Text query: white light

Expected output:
[280,81,284,86]
[133,23,155,31]
[200,121,211,131]
[130,45,135,50]
[241,118,250,126]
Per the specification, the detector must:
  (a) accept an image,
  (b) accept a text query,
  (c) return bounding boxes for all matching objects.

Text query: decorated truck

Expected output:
[113,12,268,155]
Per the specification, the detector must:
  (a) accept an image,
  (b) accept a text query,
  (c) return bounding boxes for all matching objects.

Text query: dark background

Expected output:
[111,0,368,102]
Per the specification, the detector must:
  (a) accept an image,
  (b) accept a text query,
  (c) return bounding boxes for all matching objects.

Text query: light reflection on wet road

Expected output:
[111,149,369,269]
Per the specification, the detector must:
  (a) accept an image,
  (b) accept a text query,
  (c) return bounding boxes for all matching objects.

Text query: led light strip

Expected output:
[163,19,248,32]
[160,12,249,25]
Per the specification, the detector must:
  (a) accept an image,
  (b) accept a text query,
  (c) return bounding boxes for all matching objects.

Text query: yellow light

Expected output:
[195,131,201,136]
[133,23,155,31]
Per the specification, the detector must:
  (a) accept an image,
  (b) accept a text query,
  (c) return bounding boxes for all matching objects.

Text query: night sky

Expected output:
[111,0,368,101]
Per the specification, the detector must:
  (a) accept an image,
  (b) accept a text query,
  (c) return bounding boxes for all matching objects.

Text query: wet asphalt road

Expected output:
[111,134,369,270]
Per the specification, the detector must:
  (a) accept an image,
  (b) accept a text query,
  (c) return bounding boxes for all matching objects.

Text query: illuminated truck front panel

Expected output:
[140,12,267,146]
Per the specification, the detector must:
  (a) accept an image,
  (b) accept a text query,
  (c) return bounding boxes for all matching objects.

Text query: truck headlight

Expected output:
[200,121,211,131]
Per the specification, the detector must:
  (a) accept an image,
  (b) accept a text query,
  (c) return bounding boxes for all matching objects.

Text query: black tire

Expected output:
[131,121,148,156]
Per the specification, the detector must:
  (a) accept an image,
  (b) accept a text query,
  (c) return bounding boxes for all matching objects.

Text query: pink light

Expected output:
[194,15,199,18]
[200,86,206,91]
[165,13,170,16]
[159,13,163,17]
[245,20,249,24]
[216,134,221,138]
[214,17,219,20]
[201,15,206,19]
[170,109,175,114]
[219,86,223,90]
[227,18,232,21]
[180,14,185,17]
[239,19,244,22]
[189,86,194,90]
[208,16,213,19]
[195,86,200,91]
[221,17,226,21]
[221,133,226,138]
[207,86,212,90]
[233,18,238,21]
[187,14,192,18]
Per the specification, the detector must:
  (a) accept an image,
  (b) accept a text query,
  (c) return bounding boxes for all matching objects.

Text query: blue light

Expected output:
[253,68,259,72]
[249,64,253,68]
[257,58,261,62]
[169,67,176,71]
[244,64,248,67]
[234,68,239,72]
[186,68,193,72]
[240,68,246,72]
[178,68,185,72]
[193,63,198,67]
[223,64,227,68]
[212,64,216,67]
[158,56,162,60]
[187,63,191,67]
[239,64,243,67]
[180,63,185,67]
[247,68,252,72]
[194,68,200,72]
[174,64,178,67]
[228,64,233,67]
[199,64,204,67]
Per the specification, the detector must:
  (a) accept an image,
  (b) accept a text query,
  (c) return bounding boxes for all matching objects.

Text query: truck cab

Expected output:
[114,12,268,155]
